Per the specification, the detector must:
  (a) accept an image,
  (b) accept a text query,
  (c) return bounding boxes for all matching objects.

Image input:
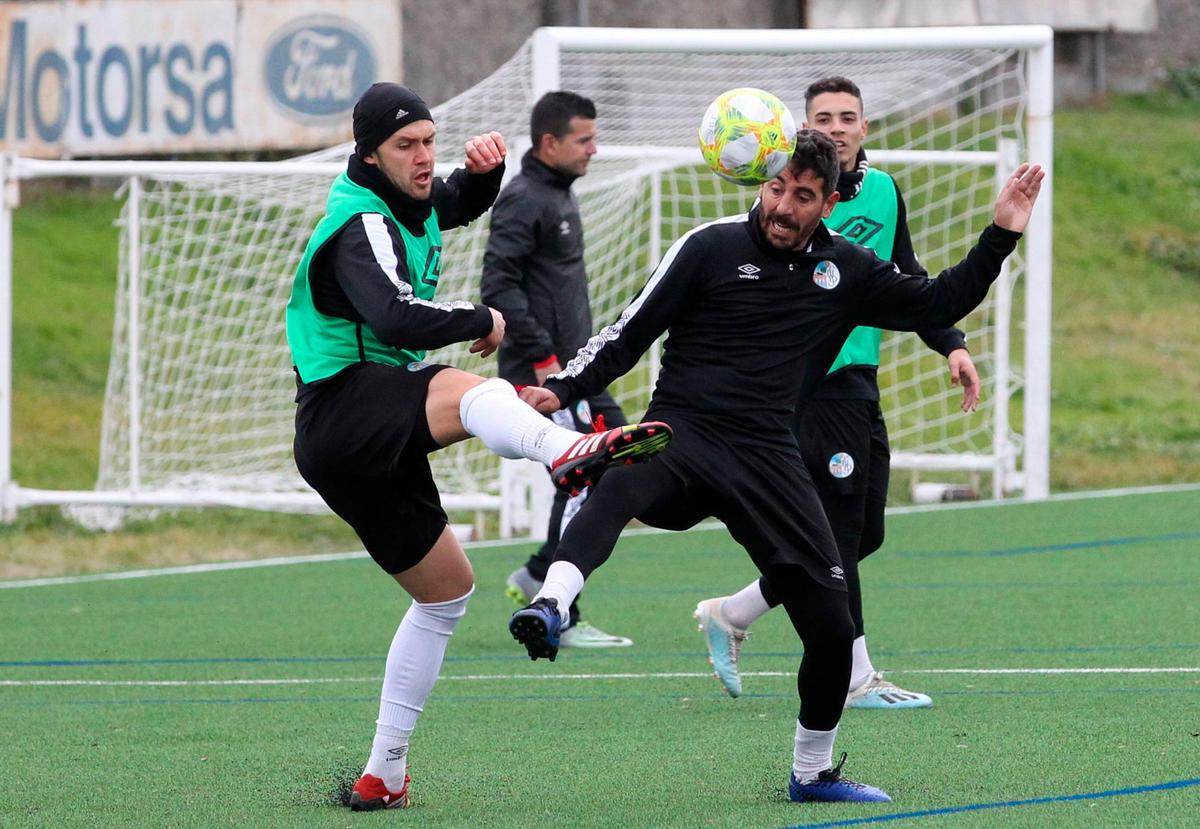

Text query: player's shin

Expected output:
[793,722,839,782]
[364,588,473,789]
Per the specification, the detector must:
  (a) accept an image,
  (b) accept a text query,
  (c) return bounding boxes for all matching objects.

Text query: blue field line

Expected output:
[5,685,1198,709]
[0,655,382,668]
[32,691,713,706]
[782,642,1200,659]
[782,778,1200,829]
[894,531,1200,560]
[607,577,1200,596]
[5,639,1200,669]
[867,579,1199,591]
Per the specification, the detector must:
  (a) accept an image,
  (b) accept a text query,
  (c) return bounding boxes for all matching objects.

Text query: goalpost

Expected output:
[0,25,1052,529]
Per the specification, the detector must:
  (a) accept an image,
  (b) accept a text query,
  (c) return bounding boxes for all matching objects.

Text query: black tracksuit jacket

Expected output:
[480,151,593,386]
[544,207,1020,449]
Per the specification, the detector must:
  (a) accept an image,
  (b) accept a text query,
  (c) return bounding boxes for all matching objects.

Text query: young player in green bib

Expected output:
[695,76,982,708]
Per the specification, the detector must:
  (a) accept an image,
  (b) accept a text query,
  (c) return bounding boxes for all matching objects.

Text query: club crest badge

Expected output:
[813,260,841,290]
[829,452,855,478]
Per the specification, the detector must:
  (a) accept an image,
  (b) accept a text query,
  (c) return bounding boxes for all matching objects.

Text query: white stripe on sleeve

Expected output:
[556,212,749,380]
[361,213,403,291]
[359,212,475,312]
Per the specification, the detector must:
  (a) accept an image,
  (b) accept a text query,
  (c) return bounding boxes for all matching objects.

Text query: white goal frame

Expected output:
[0,24,1052,526]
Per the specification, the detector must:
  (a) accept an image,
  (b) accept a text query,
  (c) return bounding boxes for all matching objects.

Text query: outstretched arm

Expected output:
[852,164,1044,332]
[894,185,973,374]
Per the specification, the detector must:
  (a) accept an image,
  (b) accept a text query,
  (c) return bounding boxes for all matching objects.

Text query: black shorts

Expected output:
[796,398,890,499]
[634,416,848,591]
[293,361,451,574]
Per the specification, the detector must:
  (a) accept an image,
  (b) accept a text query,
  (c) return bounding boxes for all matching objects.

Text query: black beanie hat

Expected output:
[353,83,433,158]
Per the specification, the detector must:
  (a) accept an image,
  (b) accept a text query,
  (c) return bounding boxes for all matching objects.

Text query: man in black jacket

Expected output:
[509,130,1044,803]
[482,91,632,648]
[694,76,982,707]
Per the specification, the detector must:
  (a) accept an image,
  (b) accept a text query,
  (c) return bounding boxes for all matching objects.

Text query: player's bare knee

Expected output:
[426,369,491,444]
[445,571,476,598]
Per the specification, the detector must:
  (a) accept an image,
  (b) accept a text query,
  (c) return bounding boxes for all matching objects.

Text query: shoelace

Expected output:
[829,752,848,779]
[865,671,901,691]
[818,753,871,791]
[727,627,749,662]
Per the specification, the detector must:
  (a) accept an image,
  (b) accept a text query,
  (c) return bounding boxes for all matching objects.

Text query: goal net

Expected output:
[53,25,1051,528]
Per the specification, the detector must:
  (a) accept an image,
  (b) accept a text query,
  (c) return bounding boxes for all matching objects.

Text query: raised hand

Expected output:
[993,163,1045,233]
[464,131,507,174]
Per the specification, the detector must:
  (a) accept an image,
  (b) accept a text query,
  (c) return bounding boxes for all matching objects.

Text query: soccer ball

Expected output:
[698,88,797,186]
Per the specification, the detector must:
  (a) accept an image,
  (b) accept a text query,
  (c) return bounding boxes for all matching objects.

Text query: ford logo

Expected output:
[265,17,377,120]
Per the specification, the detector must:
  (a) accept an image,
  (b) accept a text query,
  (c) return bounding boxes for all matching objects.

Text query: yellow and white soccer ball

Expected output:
[698,88,798,186]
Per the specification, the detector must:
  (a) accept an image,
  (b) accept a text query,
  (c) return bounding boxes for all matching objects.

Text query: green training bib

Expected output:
[286,173,442,383]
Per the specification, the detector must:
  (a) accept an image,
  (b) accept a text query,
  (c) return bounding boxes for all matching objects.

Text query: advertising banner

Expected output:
[0,0,402,157]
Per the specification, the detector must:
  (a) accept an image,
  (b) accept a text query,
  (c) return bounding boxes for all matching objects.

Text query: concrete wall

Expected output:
[401,0,801,105]
[1106,0,1200,93]
[806,0,1192,100]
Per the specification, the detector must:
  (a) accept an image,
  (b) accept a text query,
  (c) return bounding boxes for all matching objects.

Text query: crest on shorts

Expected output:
[829,452,855,478]
[813,260,841,290]
[575,400,593,427]
[405,361,428,371]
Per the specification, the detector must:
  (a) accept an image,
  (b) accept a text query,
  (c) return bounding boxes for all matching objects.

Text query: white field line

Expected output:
[2,667,1198,688]
[3,482,1198,590]
[901,667,1200,674]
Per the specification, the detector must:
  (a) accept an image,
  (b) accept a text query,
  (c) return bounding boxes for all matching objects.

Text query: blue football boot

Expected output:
[509,597,564,661]
[789,753,891,803]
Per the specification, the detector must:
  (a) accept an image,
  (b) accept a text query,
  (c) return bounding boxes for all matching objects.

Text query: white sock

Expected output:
[534,561,585,627]
[793,722,839,782]
[458,378,578,464]
[849,635,876,692]
[364,588,473,790]
[721,580,772,630]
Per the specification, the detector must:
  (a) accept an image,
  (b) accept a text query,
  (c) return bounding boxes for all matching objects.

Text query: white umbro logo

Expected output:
[737,263,761,280]
[395,107,408,120]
